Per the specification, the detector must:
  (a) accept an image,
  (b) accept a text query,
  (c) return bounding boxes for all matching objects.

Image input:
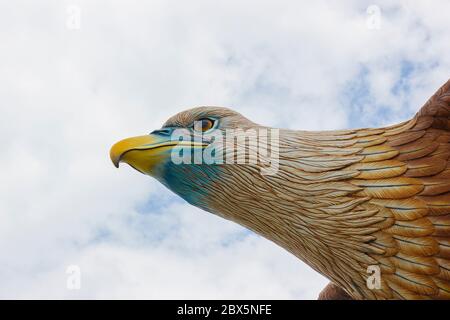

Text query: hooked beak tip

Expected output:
[110,143,123,168]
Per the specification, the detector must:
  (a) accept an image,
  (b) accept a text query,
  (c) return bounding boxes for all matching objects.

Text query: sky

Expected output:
[0,0,449,299]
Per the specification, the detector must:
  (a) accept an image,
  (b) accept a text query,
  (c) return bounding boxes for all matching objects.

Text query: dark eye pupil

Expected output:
[202,119,211,130]
[194,118,214,132]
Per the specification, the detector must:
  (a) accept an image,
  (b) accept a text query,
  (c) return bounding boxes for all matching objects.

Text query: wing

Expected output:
[346,79,450,299]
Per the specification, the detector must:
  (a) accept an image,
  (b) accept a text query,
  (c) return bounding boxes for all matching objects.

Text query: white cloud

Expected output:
[0,0,449,299]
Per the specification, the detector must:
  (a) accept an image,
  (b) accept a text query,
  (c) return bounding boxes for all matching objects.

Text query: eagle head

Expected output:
[109,106,261,208]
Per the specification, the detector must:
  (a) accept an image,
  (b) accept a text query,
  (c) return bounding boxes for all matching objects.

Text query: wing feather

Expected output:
[333,79,450,299]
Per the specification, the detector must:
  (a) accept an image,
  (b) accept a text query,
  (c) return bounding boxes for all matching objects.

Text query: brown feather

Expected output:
[386,218,434,237]
[351,177,424,199]
[436,238,450,259]
[370,198,428,221]
[429,216,450,236]
[391,253,440,275]
[393,235,439,256]
[386,270,438,296]
[405,157,447,177]
[349,160,407,179]
[419,193,450,215]
[360,145,399,162]
[436,258,450,280]
[355,136,387,148]
[386,130,426,147]
[396,141,440,161]
[420,178,450,196]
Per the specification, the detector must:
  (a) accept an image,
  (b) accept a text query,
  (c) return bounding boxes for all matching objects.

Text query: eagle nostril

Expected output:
[150,128,173,136]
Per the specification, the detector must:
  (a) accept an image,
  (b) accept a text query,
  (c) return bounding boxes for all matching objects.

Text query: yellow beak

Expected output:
[109,134,176,174]
[110,133,207,175]
[110,135,157,168]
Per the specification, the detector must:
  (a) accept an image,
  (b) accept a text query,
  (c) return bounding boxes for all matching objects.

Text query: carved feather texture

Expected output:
[161,79,450,299]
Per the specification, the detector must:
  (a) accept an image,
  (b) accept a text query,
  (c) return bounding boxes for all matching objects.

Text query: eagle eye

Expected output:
[193,118,215,132]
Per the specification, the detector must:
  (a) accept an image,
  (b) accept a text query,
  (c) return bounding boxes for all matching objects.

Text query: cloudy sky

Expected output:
[1,0,449,299]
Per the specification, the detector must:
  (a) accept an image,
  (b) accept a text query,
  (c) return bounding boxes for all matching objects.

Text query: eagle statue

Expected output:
[110,79,450,300]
